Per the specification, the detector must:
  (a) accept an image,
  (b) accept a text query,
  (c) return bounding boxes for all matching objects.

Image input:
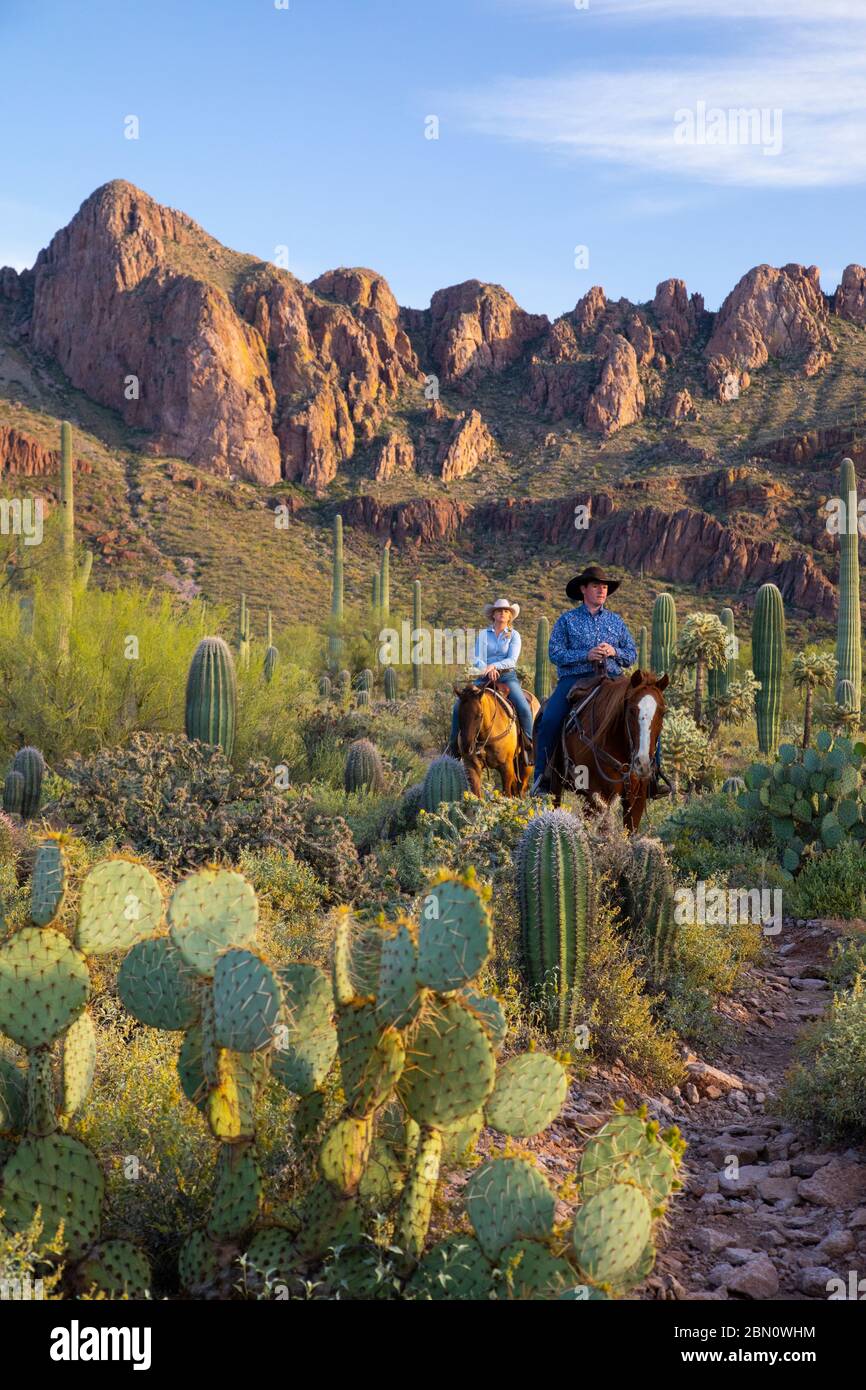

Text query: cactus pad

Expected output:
[498,1240,575,1300]
[0,1053,26,1134]
[168,868,258,975]
[358,1139,405,1206]
[213,949,282,1052]
[400,998,496,1128]
[0,927,89,1048]
[207,1142,263,1240]
[77,1240,151,1299]
[272,963,337,1096]
[30,838,66,926]
[206,1051,266,1142]
[338,1004,405,1114]
[117,935,202,1031]
[59,1008,97,1119]
[376,919,420,1028]
[460,989,507,1051]
[294,1179,358,1260]
[579,1114,680,1206]
[485,1053,568,1137]
[571,1182,652,1286]
[417,873,491,992]
[76,859,163,955]
[244,1227,299,1292]
[1,1133,104,1257]
[465,1156,556,1260]
[394,1127,442,1270]
[178,1230,222,1294]
[407,1236,495,1301]
[319,1115,374,1195]
[26,1047,57,1136]
[440,1109,484,1165]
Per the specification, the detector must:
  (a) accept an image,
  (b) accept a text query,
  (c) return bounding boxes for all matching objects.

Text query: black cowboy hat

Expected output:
[566,564,621,601]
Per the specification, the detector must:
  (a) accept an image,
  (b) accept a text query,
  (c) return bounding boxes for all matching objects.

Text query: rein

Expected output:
[564,682,662,796]
[459,682,517,759]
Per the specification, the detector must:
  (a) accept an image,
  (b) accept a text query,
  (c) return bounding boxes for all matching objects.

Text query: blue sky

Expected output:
[1,0,865,317]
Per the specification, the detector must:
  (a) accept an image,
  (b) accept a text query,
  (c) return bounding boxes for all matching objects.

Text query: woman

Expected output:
[448,598,535,753]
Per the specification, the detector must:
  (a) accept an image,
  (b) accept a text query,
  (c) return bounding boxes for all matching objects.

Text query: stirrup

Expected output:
[649,769,672,799]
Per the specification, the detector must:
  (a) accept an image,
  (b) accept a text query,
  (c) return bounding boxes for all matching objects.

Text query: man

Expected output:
[532,565,668,796]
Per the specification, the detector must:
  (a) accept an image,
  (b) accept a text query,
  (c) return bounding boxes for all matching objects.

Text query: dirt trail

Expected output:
[505,918,866,1300]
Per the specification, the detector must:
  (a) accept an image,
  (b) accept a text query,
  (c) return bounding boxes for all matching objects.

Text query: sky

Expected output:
[1,0,865,317]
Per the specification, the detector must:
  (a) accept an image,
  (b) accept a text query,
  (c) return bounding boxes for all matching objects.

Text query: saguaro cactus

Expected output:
[412,580,422,692]
[185,637,238,758]
[835,457,862,712]
[637,625,648,673]
[535,618,552,700]
[515,810,593,1038]
[752,582,786,755]
[380,540,391,622]
[384,666,398,700]
[59,421,75,654]
[13,746,45,821]
[329,515,344,669]
[651,594,677,677]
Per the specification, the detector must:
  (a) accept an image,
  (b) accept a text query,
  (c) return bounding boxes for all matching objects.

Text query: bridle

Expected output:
[562,681,665,793]
[456,678,517,760]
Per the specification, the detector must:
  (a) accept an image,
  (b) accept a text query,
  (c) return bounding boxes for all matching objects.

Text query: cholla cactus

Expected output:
[792,650,837,748]
[675,613,728,728]
[659,708,707,800]
[708,669,760,738]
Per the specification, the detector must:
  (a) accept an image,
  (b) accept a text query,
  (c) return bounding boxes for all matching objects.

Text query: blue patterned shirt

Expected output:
[548,604,637,679]
[472,626,522,673]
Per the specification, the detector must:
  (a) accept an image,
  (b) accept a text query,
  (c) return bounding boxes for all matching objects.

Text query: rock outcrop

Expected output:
[0,425,91,477]
[373,433,416,482]
[834,264,866,326]
[584,335,645,437]
[424,281,548,388]
[437,409,495,481]
[706,264,832,398]
[652,278,704,359]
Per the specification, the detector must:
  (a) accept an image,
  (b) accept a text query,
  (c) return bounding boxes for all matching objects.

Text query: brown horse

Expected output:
[547,670,668,831]
[452,679,541,797]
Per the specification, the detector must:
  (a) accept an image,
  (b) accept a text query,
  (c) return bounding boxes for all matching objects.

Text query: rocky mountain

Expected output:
[2,179,866,628]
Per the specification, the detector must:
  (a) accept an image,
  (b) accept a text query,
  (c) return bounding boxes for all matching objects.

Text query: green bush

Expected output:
[57,732,296,873]
[236,847,327,959]
[657,792,774,881]
[827,930,866,991]
[785,841,866,920]
[781,978,866,1143]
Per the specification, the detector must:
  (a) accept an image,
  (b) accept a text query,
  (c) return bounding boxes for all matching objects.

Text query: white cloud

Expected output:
[496,0,865,19]
[453,22,866,188]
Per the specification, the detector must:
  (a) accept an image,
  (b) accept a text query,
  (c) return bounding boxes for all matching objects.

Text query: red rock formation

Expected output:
[584,335,645,436]
[427,281,548,387]
[0,426,91,476]
[834,265,866,325]
[652,279,703,358]
[373,433,415,482]
[340,495,471,545]
[706,263,832,398]
[664,389,698,423]
[573,286,607,340]
[438,409,495,481]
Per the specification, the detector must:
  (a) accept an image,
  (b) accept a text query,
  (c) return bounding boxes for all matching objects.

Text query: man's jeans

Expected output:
[450,671,535,745]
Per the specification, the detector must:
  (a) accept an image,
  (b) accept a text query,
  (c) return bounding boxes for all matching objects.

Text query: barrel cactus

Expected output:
[835,458,862,712]
[12,746,45,821]
[752,583,786,754]
[318,675,332,700]
[384,666,398,701]
[358,669,374,693]
[515,810,593,1038]
[651,594,677,677]
[618,837,678,986]
[721,775,745,796]
[3,770,24,817]
[421,755,470,813]
[185,637,238,758]
[836,678,857,712]
[344,739,386,795]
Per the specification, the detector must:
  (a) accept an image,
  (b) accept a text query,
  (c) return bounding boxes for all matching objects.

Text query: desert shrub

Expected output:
[57,732,295,873]
[236,847,326,959]
[785,841,866,921]
[280,792,362,903]
[0,1209,65,1301]
[232,657,315,772]
[0,581,204,764]
[291,781,402,856]
[827,929,866,991]
[663,894,765,1047]
[657,792,774,880]
[781,978,866,1143]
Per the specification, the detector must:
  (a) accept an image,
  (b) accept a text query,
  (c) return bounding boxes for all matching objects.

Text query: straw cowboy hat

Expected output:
[483,597,521,621]
[566,564,621,601]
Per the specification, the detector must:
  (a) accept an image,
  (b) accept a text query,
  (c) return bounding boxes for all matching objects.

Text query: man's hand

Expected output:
[588,643,616,661]
[481,664,499,679]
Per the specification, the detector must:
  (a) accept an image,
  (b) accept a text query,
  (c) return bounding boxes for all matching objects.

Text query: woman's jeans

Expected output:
[450,672,535,745]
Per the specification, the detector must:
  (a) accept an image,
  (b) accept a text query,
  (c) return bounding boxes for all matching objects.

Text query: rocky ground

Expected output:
[480,919,866,1300]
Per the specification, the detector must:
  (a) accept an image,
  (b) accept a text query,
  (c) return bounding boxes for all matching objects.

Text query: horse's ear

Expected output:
[656,674,670,691]
[453,684,465,697]
[629,668,642,687]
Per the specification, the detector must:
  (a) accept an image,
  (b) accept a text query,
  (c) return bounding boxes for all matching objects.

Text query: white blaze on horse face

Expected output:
[635,693,656,773]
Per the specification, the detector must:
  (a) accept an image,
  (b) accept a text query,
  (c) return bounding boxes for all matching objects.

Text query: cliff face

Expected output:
[0,425,91,477]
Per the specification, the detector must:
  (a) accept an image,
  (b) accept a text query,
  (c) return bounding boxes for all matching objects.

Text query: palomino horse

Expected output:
[546,670,668,831]
[452,679,541,797]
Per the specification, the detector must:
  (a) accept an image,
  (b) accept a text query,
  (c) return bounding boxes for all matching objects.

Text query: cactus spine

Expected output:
[329,515,344,669]
[185,637,238,758]
[835,457,862,712]
[752,582,786,754]
[535,618,552,700]
[515,810,593,1038]
[651,594,677,677]
[412,580,422,692]
[637,625,648,672]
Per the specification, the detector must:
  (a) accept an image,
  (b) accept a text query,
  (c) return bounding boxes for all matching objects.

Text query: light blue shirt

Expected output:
[473,626,521,673]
